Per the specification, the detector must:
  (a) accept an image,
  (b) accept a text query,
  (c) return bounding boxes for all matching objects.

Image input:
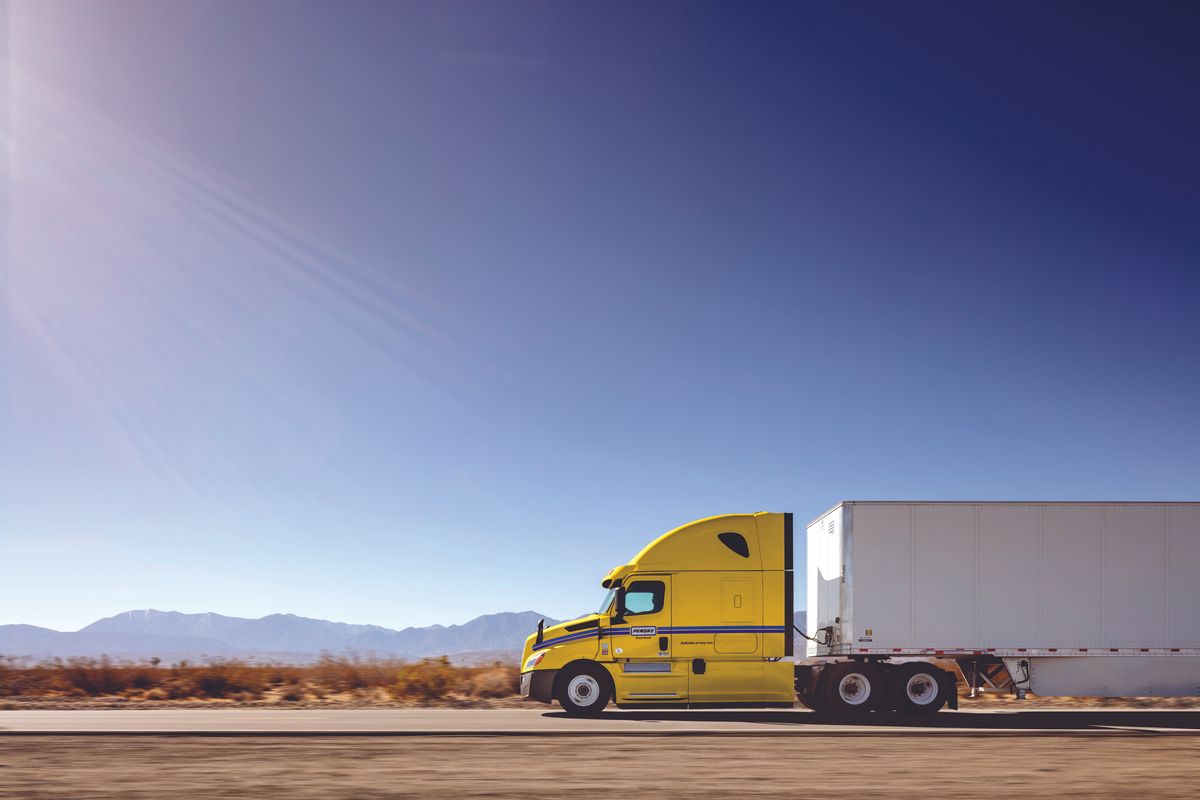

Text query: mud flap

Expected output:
[943,670,959,710]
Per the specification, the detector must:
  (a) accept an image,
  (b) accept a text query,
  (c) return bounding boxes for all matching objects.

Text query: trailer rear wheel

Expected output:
[890,663,949,715]
[821,663,883,715]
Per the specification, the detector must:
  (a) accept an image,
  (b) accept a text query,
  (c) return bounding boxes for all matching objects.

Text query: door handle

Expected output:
[658,636,669,651]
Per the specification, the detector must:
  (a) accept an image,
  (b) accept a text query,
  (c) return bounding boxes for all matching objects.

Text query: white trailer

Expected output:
[797,501,1200,713]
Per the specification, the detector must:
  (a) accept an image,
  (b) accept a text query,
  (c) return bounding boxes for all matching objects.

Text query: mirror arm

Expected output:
[612,587,627,624]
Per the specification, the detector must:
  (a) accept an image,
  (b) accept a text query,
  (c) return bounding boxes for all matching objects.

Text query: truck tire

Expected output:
[820,662,883,715]
[796,692,825,712]
[555,663,612,717]
[890,663,949,715]
[806,690,834,713]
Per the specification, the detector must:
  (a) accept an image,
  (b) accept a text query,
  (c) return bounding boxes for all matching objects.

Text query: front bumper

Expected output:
[520,669,558,703]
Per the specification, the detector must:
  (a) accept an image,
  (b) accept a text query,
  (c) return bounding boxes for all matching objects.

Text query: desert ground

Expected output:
[3,660,1199,798]
[3,706,1200,798]
[4,731,1199,799]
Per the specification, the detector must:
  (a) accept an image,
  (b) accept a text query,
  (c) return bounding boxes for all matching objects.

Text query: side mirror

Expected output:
[535,618,545,645]
[611,587,627,624]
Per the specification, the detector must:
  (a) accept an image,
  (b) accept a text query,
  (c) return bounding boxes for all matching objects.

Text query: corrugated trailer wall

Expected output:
[807,502,1200,656]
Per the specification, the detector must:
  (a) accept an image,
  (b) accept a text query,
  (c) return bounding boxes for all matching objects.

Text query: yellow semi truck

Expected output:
[523,503,1200,716]
[520,510,932,715]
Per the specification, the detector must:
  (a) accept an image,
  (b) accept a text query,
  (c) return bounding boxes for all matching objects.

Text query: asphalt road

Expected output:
[3,707,1199,736]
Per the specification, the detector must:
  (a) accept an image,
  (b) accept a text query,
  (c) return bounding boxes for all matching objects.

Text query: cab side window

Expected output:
[623,580,665,616]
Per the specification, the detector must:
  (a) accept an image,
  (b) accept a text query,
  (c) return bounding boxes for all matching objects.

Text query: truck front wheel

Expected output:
[555,664,612,717]
[890,663,949,715]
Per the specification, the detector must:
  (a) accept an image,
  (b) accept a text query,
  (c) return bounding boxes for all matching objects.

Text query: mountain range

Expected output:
[0,610,560,664]
[0,609,807,663]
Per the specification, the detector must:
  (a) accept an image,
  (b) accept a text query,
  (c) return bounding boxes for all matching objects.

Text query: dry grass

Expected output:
[5,656,1192,711]
[0,655,519,706]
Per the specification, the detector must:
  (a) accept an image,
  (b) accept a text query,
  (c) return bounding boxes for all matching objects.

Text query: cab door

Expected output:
[610,575,688,704]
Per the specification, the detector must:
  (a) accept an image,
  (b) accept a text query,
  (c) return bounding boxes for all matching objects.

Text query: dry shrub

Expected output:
[469,667,518,698]
[129,669,156,689]
[0,655,522,703]
[0,658,58,697]
[267,665,304,686]
[310,654,400,694]
[394,657,457,700]
[63,658,132,695]
[185,661,264,699]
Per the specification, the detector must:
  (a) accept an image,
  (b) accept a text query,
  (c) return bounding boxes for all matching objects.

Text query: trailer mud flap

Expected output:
[944,669,958,710]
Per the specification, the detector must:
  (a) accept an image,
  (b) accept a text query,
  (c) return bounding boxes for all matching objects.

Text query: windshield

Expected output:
[597,587,618,615]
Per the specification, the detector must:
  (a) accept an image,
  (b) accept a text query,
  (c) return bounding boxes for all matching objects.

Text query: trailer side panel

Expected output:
[811,502,1200,654]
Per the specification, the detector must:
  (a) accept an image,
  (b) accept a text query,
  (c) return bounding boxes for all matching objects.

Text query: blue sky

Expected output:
[2,1,1198,631]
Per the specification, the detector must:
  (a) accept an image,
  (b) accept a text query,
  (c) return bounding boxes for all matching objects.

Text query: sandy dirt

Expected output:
[3,693,1198,711]
[0,695,532,711]
[2,734,1199,799]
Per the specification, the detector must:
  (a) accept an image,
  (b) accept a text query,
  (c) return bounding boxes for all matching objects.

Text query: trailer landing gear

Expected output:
[1002,658,1032,701]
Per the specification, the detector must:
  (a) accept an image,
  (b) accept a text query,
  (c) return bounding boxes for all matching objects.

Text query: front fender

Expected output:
[520,669,558,703]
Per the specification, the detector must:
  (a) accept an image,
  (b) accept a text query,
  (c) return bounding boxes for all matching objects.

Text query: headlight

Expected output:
[523,651,546,670]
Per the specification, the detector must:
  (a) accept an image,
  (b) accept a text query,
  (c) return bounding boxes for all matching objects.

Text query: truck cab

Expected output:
[520,512,796,715]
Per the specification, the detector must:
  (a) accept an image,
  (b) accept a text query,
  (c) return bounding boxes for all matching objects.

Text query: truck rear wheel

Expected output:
[890,663,949,715]
[820,662,883,715]
[555,664,612,717]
